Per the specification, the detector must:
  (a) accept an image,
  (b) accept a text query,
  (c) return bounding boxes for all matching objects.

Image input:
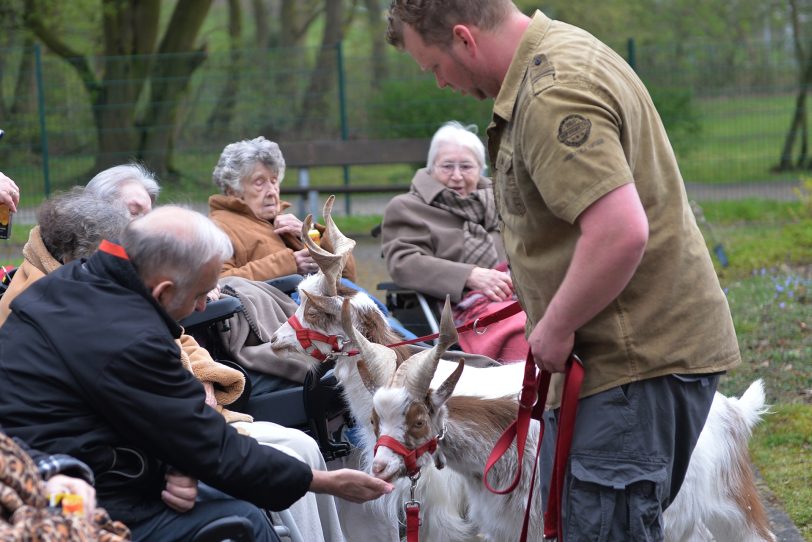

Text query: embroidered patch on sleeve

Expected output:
[557,114,592,148]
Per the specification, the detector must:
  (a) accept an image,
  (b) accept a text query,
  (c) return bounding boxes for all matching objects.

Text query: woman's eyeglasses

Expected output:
[436,162,478,175]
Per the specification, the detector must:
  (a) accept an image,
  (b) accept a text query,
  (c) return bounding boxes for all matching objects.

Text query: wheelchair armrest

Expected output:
[180,296,243,332]
[191,515,255,542]
[266,274,304,295]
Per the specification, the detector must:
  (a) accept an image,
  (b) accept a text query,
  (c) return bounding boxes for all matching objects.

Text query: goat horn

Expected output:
[302,214,340,296]
[301,289,335,314]
[437,295,458,353]
[322,195,356,261]
[340,298,395,389]
[405,299,458,398]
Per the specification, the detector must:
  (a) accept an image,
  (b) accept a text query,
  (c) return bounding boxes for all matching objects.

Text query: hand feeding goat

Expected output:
[270,196,774,542]
[352,298,775,542]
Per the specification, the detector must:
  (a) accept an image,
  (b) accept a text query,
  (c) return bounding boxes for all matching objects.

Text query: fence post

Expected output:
[627,37,637,72]
[336,41,351,215]
[34,43,51,197]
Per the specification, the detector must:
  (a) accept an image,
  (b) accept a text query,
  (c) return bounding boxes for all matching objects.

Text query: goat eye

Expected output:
[414,419,424,428]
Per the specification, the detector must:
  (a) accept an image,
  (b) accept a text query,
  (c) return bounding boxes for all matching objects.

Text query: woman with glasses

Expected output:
[381,121,528,363]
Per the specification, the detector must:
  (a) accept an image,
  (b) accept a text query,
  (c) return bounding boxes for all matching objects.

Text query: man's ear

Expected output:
[150,279,175,306]
[452,24,477,54]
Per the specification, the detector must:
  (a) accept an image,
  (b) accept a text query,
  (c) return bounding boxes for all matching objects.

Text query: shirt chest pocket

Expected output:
[494,149,527,217]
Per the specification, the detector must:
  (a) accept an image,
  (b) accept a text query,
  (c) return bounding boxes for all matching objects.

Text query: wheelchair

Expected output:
[180,274,353,462]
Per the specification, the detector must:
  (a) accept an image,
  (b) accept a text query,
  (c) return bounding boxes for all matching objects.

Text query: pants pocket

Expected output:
[565,455,667,541]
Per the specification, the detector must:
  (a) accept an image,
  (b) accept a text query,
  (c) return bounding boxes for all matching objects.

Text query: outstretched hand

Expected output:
[309,468,394,503]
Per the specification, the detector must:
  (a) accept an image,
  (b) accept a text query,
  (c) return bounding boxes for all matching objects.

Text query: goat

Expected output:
[270,196,485,541]
[353,298,775,542]
[270,196,774,541]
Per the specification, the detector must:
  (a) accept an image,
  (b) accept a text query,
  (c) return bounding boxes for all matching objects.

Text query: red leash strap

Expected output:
[405,502,420,542]
[483,351,584,541]
[386,300,523,348]
[542,357,584,540]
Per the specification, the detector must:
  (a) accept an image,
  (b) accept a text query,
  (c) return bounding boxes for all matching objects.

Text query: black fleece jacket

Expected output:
[0,241,312,524]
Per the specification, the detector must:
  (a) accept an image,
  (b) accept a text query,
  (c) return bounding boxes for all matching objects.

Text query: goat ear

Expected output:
[356,359,379,395]
[302,289,338,315]
[341,299,397,385]
[432,359,464,409]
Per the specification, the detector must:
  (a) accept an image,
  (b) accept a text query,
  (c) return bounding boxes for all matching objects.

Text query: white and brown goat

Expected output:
[270,196,483,541]
[353,299,775,542]
[270,196,774,541]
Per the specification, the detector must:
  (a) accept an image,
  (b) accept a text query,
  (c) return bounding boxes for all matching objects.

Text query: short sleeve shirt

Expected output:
[487,11,740,398]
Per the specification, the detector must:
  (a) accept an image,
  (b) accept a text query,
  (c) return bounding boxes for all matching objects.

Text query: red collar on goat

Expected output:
[288,314,358,361]
[375,434,439,478]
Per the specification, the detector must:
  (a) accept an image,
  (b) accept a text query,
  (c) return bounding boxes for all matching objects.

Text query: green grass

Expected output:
[679,93,800,185]
[750,404,812,541]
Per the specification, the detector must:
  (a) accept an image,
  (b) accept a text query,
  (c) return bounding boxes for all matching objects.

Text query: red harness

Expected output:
[374,431,444,542]
[286,314,358,361]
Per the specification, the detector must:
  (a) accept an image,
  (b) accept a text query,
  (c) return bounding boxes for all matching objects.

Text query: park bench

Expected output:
[278,138,431,217]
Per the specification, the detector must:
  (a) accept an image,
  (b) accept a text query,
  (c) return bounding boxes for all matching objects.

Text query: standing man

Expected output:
[0,206,391,541]
[387,2,740,539]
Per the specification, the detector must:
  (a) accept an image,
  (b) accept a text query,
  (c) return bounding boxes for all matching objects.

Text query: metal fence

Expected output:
[0,35,806,210]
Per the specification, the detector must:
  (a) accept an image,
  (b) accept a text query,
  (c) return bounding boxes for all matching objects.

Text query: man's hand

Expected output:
[46,474,96,521]
[309,468,393,503]
[465,267,513,301]
[293,248,319,275]
[528,319,573,373]
[0,172,20,212]
[273,213,304,237]
[162,470,198,513]
[202,381,217,408]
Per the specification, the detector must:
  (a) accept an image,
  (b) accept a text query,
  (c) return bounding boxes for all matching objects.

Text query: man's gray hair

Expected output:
[85,163,160,204]
[37,187,130,263]
[212,136,286,195]
[426,121,487,175]
[121,206,233,288]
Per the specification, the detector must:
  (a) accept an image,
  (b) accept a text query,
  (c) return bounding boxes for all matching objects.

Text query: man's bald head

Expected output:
[121,206,232,290]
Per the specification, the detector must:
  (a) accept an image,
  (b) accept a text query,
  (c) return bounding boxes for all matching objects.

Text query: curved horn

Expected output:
[322,195,356,261]
[397,296,458,398]
[302,214,341,296]
[340,299,395,389]
[437,295,458,353]
[434,359,464,406]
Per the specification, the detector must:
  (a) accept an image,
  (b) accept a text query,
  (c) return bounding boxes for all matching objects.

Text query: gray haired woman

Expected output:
[85,163,160,219]
[209,136,356,281]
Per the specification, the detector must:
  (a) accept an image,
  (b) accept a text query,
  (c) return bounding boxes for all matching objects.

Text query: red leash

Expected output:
[484,351,584,541]
[386,300,523,348]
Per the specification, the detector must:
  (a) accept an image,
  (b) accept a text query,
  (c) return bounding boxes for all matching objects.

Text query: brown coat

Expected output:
[209,194,356,282]
[0,226,59,326]
[381,169,505,303]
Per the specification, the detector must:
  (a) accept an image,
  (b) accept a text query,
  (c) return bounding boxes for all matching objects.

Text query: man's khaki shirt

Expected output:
[487,11,740,400]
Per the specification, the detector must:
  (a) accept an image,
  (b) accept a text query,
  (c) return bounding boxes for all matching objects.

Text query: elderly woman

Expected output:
[85,162,160,219]
[382,121,528,363]
[209,136,356,281]
[0,187,130,325]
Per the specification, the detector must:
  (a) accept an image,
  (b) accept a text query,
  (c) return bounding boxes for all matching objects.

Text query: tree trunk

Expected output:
[206,0,242,133]
[294,0,344,139]
[137,0,213,181]
[776,0,809,171]
[363,0,387,88]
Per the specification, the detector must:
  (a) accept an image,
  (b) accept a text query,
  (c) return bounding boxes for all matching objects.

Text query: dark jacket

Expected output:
[0,242,312,524]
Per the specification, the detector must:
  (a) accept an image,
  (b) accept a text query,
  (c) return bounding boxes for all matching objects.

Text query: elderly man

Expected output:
[0,206,392,542]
